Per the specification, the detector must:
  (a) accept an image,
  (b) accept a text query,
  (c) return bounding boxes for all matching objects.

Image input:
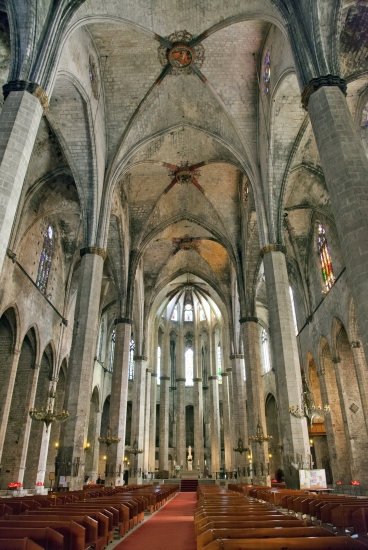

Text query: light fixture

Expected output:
[98,425,121,450]
[233,437,250,455]
[29,384,69,432]
[84,442,91,451]
[249,418,273,446]
[103,455,107,461]
[125,439,143,456]
[289,375,330,427]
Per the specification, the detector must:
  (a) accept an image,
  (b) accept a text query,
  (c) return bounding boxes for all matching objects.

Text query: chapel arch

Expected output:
[85,386,101,481]
[318,336,350,484]
[334,321,368,483]
[24,343,53,487]
[98,396,110,479]
[45,362,67,483]
[265,393,282,480]
[0,307,17,429]
[1,327,37,489]
[307,353,332,484]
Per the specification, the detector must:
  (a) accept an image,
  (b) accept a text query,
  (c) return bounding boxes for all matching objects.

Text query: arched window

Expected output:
[263,50,271,94]
[36,225,53,293]
[108,329,115,372]
[128,339,135,380]
[217,343,222,384]
[289,286,298,336]
[185,348,193,386]
[171,304,178,321]
[318,224,335,291]
[199,306,206,321]
[261,328,271,374]
[97,319,104,362]
[184,303,193,321]
[157,346,161,385]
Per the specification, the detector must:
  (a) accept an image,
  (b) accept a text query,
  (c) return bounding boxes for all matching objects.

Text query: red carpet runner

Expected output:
[114,492,197,550]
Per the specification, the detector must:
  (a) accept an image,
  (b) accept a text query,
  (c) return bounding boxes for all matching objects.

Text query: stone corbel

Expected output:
[260,244,286,258]
[301,75,347,111]
[80,247,107,261]
[350,341,361,349]
[3,80,50,114]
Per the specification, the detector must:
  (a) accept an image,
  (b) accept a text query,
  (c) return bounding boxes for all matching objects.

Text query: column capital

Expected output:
[229,354,244,360]
[301,74,347,111]
[193,377,202,382]
[226,367,232,372]
[208,375,218,381]
[133,355,147,361]
[114,317,133,325]
[160,376,170,381]
[260,244,286,258]
[151,373,158,378]
[239,316,258,324]
[220,372,228,377]
[80,246,107,260]
[176,377,186,382]
[3,80,50,114]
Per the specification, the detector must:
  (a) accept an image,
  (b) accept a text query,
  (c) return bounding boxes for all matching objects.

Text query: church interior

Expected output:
[1,0,368,507]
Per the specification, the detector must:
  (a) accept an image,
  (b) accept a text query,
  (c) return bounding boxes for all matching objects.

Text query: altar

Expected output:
[181,470,199,479]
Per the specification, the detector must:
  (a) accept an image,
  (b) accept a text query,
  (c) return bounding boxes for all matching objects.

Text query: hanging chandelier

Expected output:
[126,439,143,456]
[98,426,121,449]
[249,418,273,445]
[29,384,69,432]
[289,376,330,427]
[233,437,250,455]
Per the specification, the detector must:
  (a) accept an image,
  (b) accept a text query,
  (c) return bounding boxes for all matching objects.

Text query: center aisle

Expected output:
[114,492,197,550]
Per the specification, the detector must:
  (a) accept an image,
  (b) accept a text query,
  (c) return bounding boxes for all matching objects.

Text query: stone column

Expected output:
[91,408,102,482]
[221,372,233,473]
[0,348,21,461]
[303,79,368,365]
[193,377,204,472]
[159,376,170,472]
[350,342,368,435]
[0,84,47,273]
[176,378,186,469]
[209,375,221,475]
[241,318,270,486]
[159,330,170,473]
[104,318,132,487]
[262,246,310,488]
[129,356,147,483]
[143,368,151,476]
[230,354,249,478]
[148,374,157,473]
[226,365,237,472]
[59,247,106,490]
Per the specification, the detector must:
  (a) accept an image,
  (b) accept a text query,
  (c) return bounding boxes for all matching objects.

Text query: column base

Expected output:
[129,476,142,485]
[252,475,271,487]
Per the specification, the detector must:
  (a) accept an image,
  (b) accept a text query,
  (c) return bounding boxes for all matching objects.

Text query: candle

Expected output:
[174,460,175,466]
[198,460,199,466]
[205,460,206,465]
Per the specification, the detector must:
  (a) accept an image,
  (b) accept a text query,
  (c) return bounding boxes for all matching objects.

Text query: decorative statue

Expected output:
[187,445,193,471]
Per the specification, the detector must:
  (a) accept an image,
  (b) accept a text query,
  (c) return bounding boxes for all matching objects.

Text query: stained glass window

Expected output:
[171,304,178,321]
[108,329,115,372]
[200,307,206,321]
[128,339,135,380]
[289,287,298,335]
[157,346,161,385]
[217,343,222,384]
[261,328,271,374]
[185,348,193,386]
[318,224,335,290]
[184,303,193,322]
[36,225,53,293]
[263,50,271,94]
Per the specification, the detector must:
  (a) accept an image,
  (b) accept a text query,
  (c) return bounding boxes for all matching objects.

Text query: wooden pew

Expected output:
[0,539,44,550]
[200,536,367,550]
[197,526,334,550]
[195,517,306,536]
[63,502,129,535]
[25,510,109,549]
[0,526,64,550]
[330,504,368,531]
[0,521,86,550]
[1,516,101,550]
